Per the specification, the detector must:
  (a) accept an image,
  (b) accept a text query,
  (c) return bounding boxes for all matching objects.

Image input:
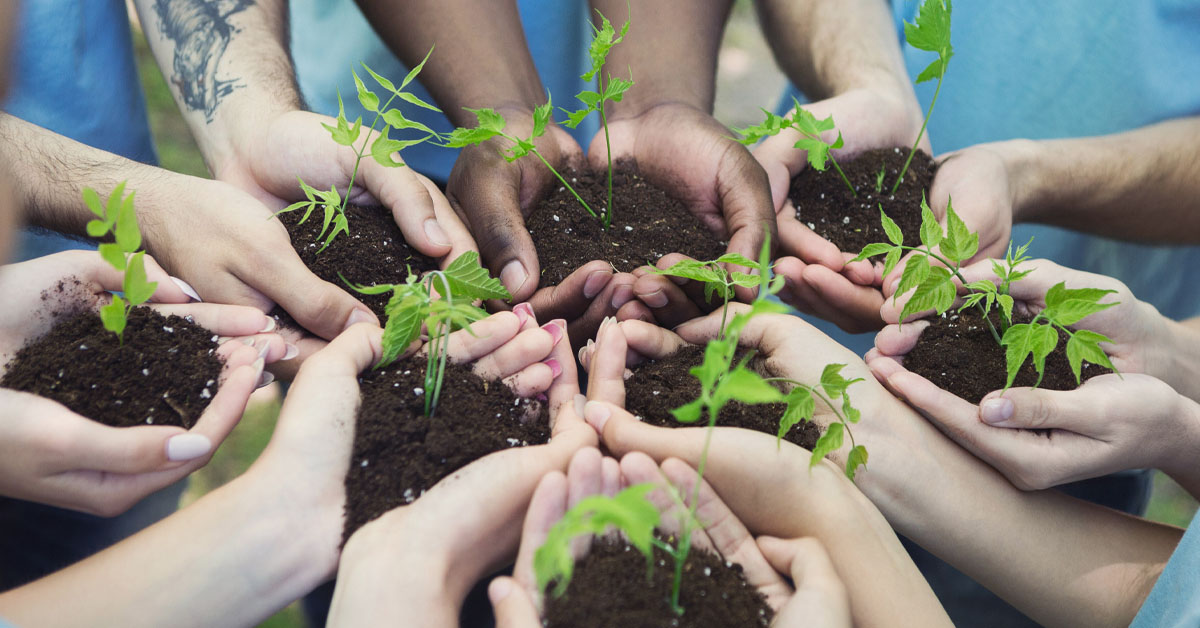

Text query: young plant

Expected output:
[444,99,603,223]
[559,9,633,229]
[770,364,867,480]
[890,0,952,195]
[346,251,510,416]
[83,183,158,344]
[853,199,1119,390]
[650,251,775,335]
[278,48,443,252]
[735,99,856,197]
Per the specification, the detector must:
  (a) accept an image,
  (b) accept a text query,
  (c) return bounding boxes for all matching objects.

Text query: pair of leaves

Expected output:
[905,0,954,83]
[735,104,842,172]
[777,364,866,479]
[84,184,158,340]
[809,424,869,480]
[534,483,659,598]
[276,178,346,252]
[1000,282,1119,388]
[651,253,764,304]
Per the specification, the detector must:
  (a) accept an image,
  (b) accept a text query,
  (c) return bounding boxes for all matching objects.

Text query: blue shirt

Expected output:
[1131,510,1200,627]
[290,1,599,184]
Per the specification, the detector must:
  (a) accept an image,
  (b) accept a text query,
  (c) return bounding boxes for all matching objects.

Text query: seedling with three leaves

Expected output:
[277,48,443,252]
[84,183,158,344]
[346,251,510,417]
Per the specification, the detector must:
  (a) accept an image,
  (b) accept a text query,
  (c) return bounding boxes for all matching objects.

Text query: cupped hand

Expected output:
[593,103,775,310]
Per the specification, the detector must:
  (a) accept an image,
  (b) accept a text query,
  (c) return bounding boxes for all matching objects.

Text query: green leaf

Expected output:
[899,265,955,322]
[905,0,954,84]
[938,198,977,263]
[325,92,363,147]
[919,194,943,249]
[361,62,395,94]
[503,137,537,162]
[400,45,434,90]
[1065,329,1117,383]
[882,247,902,279]
[353,70,379,113]
[603,76,633,102]
[98,242,126,271]
[810,422,844,468]
[370,134,426,168]
[790,106,837,137]
[379,286,429,366]
[895,254,931,299]
[575,90,602,108]
[1042,282,1118,326]
[100,296,127,338]
[715,253,759,268]
[778,387,815,445]
[561,107,593,130]
[997,294,1015,324]
[581,9,629,81]
[439,251,511,301]
[532,95,553,138]
[381,108,440,137]
[85,219,109,238]
[396,91,443,113]
[652,259,726,286]
[671,398,705,424]
[842,392,861,423]
[819,363,853,398]
[105,181,126,222]
[1001,323,1058,388]
[880,209,903,246]
[123,252,157,305]
[845,445,869,480]
[851,243,895,262]
[113,189,140,252]
[714,367,784,407]
[733,109,789,145]
[794,136,833,171]
[82,187,105,218]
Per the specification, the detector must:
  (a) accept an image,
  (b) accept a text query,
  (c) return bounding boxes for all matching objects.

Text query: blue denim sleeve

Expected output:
[1131,510,1200,628]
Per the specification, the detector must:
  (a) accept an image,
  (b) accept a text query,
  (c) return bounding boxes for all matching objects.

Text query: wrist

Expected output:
[1155,315,1200,403]
[1161,396,1200,500]
[989,138,1044,224]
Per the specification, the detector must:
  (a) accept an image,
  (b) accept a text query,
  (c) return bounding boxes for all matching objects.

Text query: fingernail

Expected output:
[544,358,563,378]
[501,260,530,295]
[257,370,275,389]
[641,289,668,308]
[344,308,376,331]
[584,270,610,299]
[611,284,634,310]
[238,337,254,346]
[251,356,265,374]
[282,343,299,361]
[171,277,202,302]
[584,400,611,432]
[541,320,564,345]
[573,393,587,418]
[513,302,535,327]
[166,433,212,461]
[577,343,589,364]
[256,339,271,360]
[980,398,1014,424]
[259,318,276,333]
[488,578,512,604]
[423,219,450,247]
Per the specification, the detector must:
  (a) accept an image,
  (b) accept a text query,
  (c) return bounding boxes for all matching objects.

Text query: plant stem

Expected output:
[425,273,453,417]
[528,147,600,220]
[890,71,944,196]
[896,245,1002,343]
[599,78,614,229]
[764,378,858,454]
[828,154,857,198]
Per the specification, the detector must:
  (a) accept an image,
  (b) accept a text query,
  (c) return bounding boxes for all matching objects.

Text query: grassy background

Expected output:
[128,5,1196,627]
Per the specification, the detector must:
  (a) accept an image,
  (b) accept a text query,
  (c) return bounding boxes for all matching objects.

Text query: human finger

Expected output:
[586,317,628,408]
[235,250,378,340]
[489,577,542,628]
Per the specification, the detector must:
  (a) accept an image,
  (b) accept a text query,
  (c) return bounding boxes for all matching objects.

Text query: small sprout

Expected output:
[650,247,783,337]
[276,48,443,252]
[875,163,886,193]
[775,363,867,479]
[83,183,158,344]
[735,101,856,197]
[890,0,953,194]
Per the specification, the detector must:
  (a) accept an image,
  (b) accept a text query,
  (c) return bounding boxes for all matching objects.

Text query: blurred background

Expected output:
[124,2,1197,626]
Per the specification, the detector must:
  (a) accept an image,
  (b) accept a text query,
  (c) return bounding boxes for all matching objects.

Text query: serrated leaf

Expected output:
[561,107,593,129]
[652,259,726,286]
[603,76,633,102]
[326,92,363,147]
[379,289,427,366]
[439,251,511,301]
[845,445,868,480]
[905,0,953,84]
[819,363,852,398]
[100,296,127,338]
[1065,329,1116,383]
[714,367,784,406]
[895,254,931,299]
[842,392,861,423]
[1042,283,1118,326]
[503,137,536,162]
[791,106,836,137]
[400,45,434,89]
[939,199,977,263]
[794,137,833,171]
[716,252,759,268]
[1001,323,1058,388]
[734,109,789,144]
[998,293,1014,323]
[123,252,157,305]
[778,387,815,444]
[965,280,997,294]
[353,70,379,113]
[882,247,902,278]
[443,108,507,147]
[899,265,955,322]
[671,398,704,424]
[532,96,553,138]
[575,90,602,108]
[810,422,844,468]
[880,209,903,246]
[852,242,895,262]
[919,194,943,248]
[98,242,126,271]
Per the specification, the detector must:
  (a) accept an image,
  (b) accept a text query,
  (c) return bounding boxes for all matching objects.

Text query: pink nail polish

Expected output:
[544,358,563,378]
[514,302,535,327]
[541,320,564,345]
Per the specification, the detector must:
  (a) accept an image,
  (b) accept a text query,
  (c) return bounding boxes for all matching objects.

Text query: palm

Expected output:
[928,145,1015,263]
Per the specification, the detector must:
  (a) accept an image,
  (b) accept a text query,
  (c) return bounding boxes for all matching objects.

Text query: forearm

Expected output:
[1005,117,1200,242]
[755,0,917,108]
[355,0,545,125]
[858,398,1181,628]
[1161,395,1200,500]
[130,0,300,174]
[1149,312,1200,403]
[0,473,332,628]
[592,0,733,116]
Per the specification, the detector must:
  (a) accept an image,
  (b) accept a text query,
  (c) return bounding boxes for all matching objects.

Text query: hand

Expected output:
[754,89,926,333]
[595,103,776,313]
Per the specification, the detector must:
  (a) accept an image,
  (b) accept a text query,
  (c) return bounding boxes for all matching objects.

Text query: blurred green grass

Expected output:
[129,8,1194,628]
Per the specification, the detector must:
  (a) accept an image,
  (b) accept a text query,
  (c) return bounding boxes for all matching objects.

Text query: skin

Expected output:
[579,308,1183,628]
[867,257,1200,497]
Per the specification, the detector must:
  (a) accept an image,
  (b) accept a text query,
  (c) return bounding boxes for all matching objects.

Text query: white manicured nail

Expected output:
[166,434,212,461]
[171,277,202,302]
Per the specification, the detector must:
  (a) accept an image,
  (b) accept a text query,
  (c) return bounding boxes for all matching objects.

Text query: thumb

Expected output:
[979,386,1098,433]
[716,149,777,275]
[488,577,542,627]
[65,421,202,475]
[245,251,378,340]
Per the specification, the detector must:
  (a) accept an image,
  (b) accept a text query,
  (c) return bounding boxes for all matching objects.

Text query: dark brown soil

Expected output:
[343,355,550,541]
[527,165,727,286]
[1,307,224,428]
[544,534,773,627]
[625,344,821,449]
[905,309,1109,405]
[789,147,936,254]
[272,204,438,329]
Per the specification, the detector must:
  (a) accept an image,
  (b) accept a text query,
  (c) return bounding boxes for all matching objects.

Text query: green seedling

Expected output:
[853,198,1118,390]
[560,9,633,229]
[346,251,509,416]
[650,251,781,336]
[890,0,953,195]
[735,101,856,197]
[534,483,660,598]
[83,183,158,344]
[278,48,443,252]
[875,163,887,193]
[445,99,602,222]
[768,363,867,479]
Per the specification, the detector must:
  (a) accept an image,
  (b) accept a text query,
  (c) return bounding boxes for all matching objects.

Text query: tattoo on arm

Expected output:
[152,0,254,122]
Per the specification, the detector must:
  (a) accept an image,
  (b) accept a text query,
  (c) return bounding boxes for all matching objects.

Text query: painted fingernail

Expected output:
[541,320,564,345]
[423,219,450,247]
[259,318,276,333]
[611,284,634,310]
[488,578,512,604]
[583,270,610,299]
[344,308,376,331]
[544,358,563,378]
[513,302,535,327]
[573,393,587,418]
[282,343,299,361]
[257,370,275,389]
[501,260,530,295]
[584,400,611,432]
[171,277,202,302]
[166,433,212,462]
[980,398,1014,424]
[640,289,668,308]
